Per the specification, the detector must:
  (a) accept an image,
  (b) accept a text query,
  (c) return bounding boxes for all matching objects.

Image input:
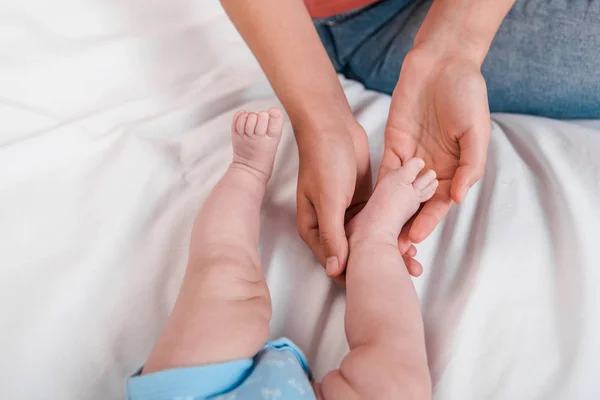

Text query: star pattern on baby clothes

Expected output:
[288,379,306,394]
[260,387,282,399]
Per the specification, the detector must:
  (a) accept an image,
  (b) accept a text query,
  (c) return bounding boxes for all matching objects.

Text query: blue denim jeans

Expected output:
[315,0,600,119]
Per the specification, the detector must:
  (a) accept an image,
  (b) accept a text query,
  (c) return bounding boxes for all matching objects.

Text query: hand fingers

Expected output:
[403,254,423,277]
[297,193,349,279]
[400,220,422,277]
[297,196,345,290]
[408,181,453,243]
[297,194,323,259]
[315,194,349,277]
[397,217,415,254]
[451,122,491,203]
[332,273,346,288]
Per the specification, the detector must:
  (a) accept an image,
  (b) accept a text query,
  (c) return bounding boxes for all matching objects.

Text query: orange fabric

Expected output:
[305,0,380,18]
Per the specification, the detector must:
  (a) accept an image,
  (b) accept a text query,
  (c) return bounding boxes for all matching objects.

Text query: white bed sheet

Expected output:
[1,0,600,399]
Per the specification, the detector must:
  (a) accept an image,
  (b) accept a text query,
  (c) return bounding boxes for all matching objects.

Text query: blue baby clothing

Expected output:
[127,338,316,400]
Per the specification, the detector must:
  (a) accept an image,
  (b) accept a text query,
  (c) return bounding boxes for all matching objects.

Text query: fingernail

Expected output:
[326,257,339,276]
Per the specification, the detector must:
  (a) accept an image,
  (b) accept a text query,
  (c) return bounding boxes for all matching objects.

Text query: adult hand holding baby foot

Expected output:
[294,34,492,282]
[295,118,371,283]
[295,117,423,282]
[296,45,492,280]
[379,48,491,262]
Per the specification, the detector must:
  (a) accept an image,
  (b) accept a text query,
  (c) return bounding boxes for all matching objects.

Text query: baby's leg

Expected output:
[319,159,437,400]
[143,109,284,374]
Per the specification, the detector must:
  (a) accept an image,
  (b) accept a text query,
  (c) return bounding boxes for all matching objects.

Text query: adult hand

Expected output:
[296,121,371,281]
[296,119,423,280]
[379,49,491,248]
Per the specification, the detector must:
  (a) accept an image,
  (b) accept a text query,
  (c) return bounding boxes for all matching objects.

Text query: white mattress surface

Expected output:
[2,1,600,399]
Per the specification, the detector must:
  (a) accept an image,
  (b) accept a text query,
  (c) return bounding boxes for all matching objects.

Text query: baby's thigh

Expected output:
[199,249,271,336]
[194,245,270,302]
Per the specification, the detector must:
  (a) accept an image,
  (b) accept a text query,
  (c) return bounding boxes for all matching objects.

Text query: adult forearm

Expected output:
[414,0,516,65]
[220,0,353,136]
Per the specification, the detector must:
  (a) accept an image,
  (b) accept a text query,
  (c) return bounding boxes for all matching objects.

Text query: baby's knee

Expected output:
[208,285,271,360]
[191,246,272,352]
[194,245,268,300]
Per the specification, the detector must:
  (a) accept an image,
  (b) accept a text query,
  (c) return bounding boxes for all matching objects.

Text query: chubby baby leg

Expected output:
[142,109,284,373]
[319,159,437,400]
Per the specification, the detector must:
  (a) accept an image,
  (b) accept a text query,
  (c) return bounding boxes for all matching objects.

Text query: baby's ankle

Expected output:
[348,228,398,250]
[229,160,271,184]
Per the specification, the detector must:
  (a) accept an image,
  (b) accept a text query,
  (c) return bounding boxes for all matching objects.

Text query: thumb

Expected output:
[451,125,490,204]
[316,196,349,277]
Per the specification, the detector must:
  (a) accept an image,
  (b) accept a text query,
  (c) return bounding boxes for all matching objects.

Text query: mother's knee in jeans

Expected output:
[314,0,431,94]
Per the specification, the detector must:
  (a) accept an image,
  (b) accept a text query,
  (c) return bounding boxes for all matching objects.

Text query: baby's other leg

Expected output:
[320,159,437,400]
[143,109,284,374]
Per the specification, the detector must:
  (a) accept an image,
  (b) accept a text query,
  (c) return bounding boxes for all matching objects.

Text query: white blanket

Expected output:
[2,0,600,398]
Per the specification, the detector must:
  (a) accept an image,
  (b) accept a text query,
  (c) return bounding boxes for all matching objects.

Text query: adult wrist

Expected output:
[291,99,360,146]
[413,0,515,67]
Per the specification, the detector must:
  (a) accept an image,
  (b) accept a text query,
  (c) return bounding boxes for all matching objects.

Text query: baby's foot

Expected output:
[231,108,284,179]
[349,158,438,244]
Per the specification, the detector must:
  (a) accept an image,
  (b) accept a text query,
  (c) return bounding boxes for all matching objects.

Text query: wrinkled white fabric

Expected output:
[1,1,600,399]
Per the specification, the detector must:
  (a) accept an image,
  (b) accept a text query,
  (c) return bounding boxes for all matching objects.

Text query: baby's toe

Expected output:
[266,108,284,137]
[244,112,258,136]
[255,112,269,136]
[413,169,438,201]
[391,158,425,187]
[417,179,439,202]
[413,169,437,191]
[231,110,245,134]
[235,112,248,135]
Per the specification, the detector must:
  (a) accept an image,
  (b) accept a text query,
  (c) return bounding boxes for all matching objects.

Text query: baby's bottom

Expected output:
[131,109,435,399]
